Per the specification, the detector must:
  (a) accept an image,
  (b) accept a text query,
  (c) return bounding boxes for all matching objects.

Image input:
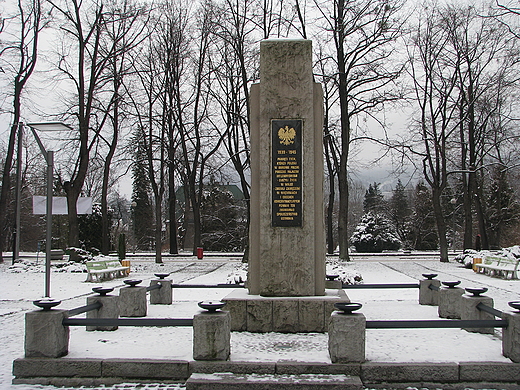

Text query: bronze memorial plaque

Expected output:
[272,119,302,227]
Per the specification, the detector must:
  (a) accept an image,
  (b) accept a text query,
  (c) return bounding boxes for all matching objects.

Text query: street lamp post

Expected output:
[15,122,72,297]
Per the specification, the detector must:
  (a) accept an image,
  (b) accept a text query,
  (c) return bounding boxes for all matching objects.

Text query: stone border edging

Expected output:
[12,358,520,387]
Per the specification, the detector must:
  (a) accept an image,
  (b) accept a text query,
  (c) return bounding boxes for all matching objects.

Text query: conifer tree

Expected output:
[410,182,438,250]
[363,183,385,214]
[131,132,154,251]
[389,179,411,246]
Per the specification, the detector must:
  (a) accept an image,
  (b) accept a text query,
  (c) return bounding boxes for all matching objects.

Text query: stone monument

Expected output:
[223,39,348,332]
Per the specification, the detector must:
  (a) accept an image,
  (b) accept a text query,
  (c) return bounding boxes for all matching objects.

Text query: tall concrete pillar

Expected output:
[249,39,325,297]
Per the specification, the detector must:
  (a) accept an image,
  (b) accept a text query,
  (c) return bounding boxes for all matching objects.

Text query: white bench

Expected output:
[474,256,519,279]
[85,260,130,282]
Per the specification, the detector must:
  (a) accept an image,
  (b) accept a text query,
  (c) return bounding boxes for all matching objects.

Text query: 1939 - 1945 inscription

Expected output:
[272,119,302,227]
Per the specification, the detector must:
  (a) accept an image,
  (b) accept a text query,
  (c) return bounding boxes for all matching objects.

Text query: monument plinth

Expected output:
[223,39,348,333]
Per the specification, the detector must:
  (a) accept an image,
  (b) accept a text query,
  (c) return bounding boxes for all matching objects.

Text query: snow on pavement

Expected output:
[1,254,519,389]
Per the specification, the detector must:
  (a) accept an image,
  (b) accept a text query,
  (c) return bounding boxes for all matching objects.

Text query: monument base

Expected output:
[222,289,350,333]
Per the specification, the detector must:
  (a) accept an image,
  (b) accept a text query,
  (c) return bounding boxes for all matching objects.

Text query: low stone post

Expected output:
[419,274,440,306]
[25,309,69,358]
[149,279,172,305]
[325,275,342,290]
[461,292,494,334]
[119,285,147,317]
[438,282,464,319]
[328,311,366,363]
[87,294,119,331]
[193,311,231,361]
[502,309,520,362]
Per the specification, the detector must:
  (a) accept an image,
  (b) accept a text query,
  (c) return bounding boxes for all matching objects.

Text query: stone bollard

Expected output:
[87,291,119,331]
[460,289,494,334]
[328,304,366,363]
[119,284,147,317]
[438,281,464,319]
[193,309,231,361]
[149,279,173,305]
[25,307,69,358]
[419,274,440,306]
[325,275,342,290]
[502,304,520,362]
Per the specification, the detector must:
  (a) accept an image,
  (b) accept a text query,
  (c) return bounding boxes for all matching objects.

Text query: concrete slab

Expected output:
[275,362,361,376]
[459,361,520,382]
[190,361,276,375]
[361,362,459,383]
[101,358,189,379]
[185,372,363,390]
[13,358,101,378]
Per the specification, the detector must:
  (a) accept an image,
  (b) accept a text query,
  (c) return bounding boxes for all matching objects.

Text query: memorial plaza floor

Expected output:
[1,252,519,389]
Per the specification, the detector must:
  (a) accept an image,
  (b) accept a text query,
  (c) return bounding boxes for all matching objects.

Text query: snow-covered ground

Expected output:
[1,252,519,390]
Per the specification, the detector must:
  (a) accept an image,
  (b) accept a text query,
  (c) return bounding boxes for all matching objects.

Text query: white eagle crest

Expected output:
[278,126,296,145]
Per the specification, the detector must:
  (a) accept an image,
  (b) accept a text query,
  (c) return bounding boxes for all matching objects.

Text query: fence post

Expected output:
[193,310,231,361]
[438,282,463,319]
[502,310,520,362]
[149,279,173,305]
[419,275,440,306]
[328,311,366,363]
[25,308,69,358]
[119,285,147,317]
[461,293,494,334]
[86,294,120,331]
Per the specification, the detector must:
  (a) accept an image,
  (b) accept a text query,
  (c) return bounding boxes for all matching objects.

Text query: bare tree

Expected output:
[0,0,44,262]
[210,0,256,260]
[407,4,461,262]
[127,16,167,263]
[97,0,149,255]
[443,5,519,250]
[315,0,405,260]
[47,0,117,248]
[175,0,224,255]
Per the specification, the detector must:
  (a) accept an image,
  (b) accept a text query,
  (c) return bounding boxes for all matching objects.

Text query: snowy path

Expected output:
[1,256,519,390]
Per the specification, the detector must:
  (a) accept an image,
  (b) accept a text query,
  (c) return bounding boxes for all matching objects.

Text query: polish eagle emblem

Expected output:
[278,125,296,145]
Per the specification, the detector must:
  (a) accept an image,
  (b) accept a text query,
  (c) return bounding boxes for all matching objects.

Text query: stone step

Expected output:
[185,372,363,390]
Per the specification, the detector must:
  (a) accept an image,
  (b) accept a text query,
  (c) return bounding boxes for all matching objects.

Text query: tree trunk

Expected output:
[324,136,336,255]
[65,188,80,249]
[432,188,449,262]
[154,199,162,263]
[168,163,178,254]
[0,123,18,263]
[335,0,351,262]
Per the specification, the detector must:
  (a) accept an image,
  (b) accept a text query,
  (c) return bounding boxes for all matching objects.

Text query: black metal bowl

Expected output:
[509,301,520,311]
[124,279,142,287]
[198,301,226,312]
[422,273,438,280]
[465,287,488,297]
[92,287,114,296]
[154,273,171,280]
[326,274,339,281]
[442,280,461,288]
[334,302,362,314]
[33,298,61,311]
